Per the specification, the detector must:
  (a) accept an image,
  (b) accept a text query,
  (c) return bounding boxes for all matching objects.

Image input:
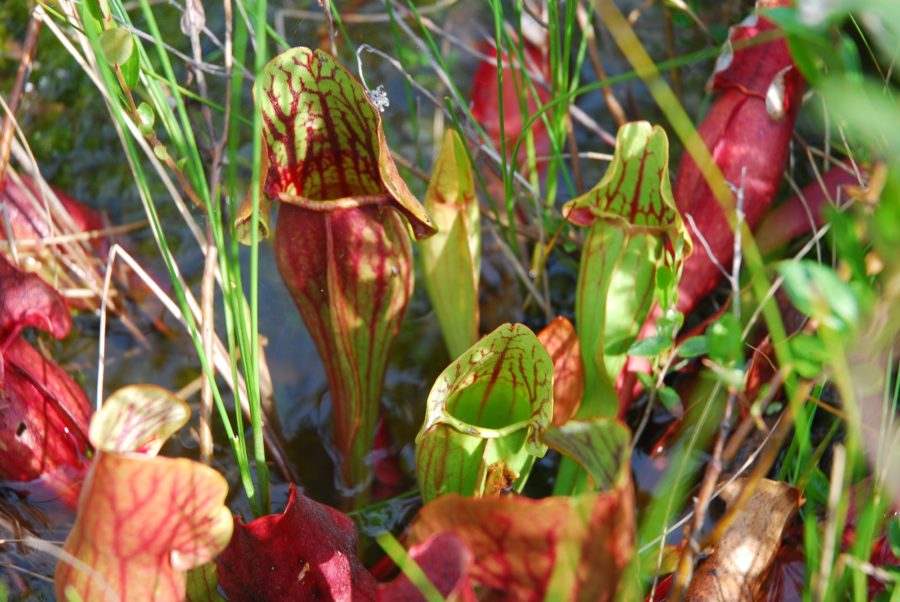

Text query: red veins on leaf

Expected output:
[411,490,635,602]
[674,9,803,315]
[255,47,435,495]
[470,39,551,168]
[0,254,91,506]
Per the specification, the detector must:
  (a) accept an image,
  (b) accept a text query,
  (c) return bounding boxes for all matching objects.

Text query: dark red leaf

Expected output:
[756,160,857,254]
[217,484,377,601]
[1,337,91,506]
[0,174,109,255]
[763,543,804,602]
[0,254,90,505]
[470,40,551,168]
[371,417,405,501]
[0,253,71,341]
[378,533,475,602]
[674,10,803,315]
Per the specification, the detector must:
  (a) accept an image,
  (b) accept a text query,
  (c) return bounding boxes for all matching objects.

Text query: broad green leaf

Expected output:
[707,313,744,368]
[777,259,860,331]
[420,129,481,359]
[136,102,155,133]
[120,44,141,90]
[788,333,829,379]
[658,386,681,412]
[250,47,435,239]
[564,121,690,417]
[415,323,553,502]
[186,563,225,602]
[677,335,709,358]
[541,418,631,490]
[627,335,672,358]
[56,386,232,602]
[99,27,133,67]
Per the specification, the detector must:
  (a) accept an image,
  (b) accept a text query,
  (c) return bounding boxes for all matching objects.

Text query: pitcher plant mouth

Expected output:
[255,47,435,239]
[275,192,394,210]
[563,121,691,419]
[415,323,553,501]
[419,416,537,441]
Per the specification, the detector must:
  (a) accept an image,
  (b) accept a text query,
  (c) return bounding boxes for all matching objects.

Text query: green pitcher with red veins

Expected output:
[252,47,436,500]
[415,323,554,502]
[564,121,690,419]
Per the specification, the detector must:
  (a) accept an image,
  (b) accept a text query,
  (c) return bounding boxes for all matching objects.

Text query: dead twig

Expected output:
[670,391,737,600]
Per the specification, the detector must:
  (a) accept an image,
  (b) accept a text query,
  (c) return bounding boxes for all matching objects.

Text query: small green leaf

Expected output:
[765,401,784,416]
[120,43,141,89]
[85,0,109,22]
[627,335,672,358]
[658,386,680,412]
[677,336,708,358]
[656,265,674,292]
[707,313,743,367]
[136,102,155,134]
[888,516,900,559]
[656,309,684,340]
[788,333,828,379]
[153,144,169,161]
[777,260,859,330]
[99,27,134,67]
